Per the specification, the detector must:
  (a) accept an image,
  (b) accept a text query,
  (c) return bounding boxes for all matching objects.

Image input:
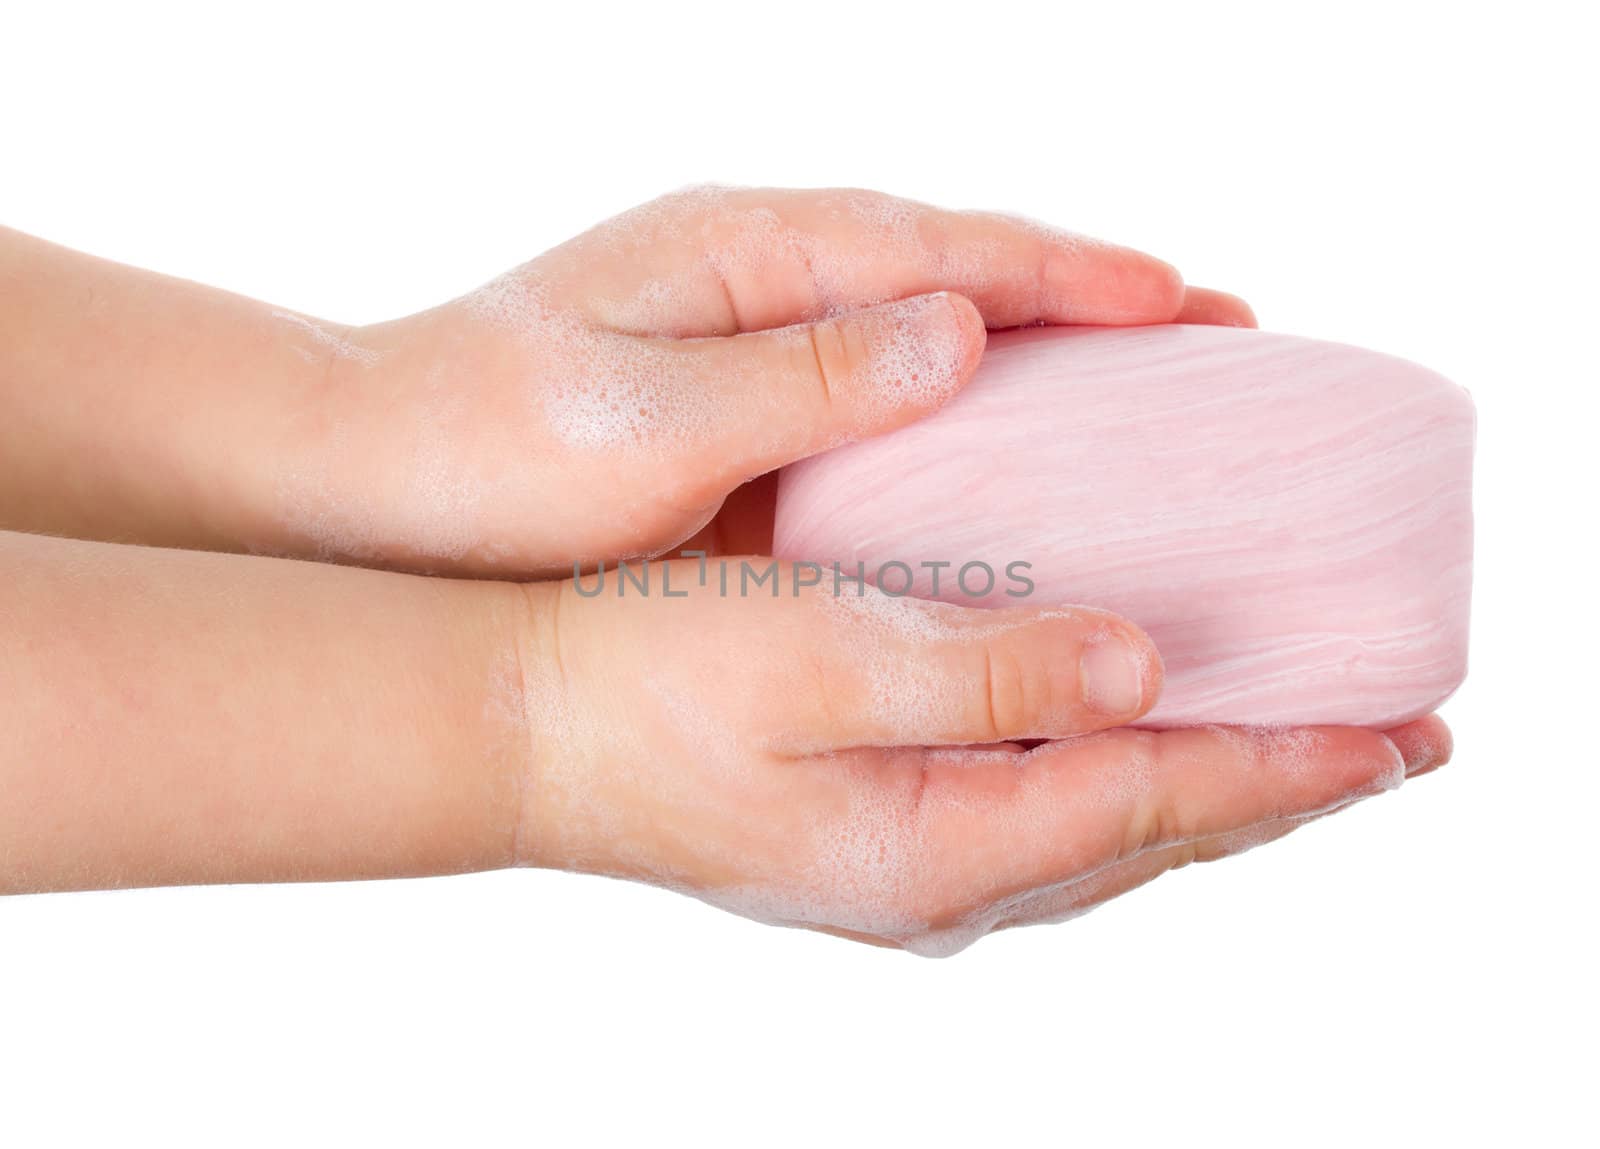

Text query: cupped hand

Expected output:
[273,187,1253,574]
[509,560,1447,955]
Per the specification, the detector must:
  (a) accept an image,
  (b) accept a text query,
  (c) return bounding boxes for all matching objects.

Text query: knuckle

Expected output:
[978,636,1069,740]
[1169,841,1202,872]
[804,322,837,411]
[1116,729,1173,858]
[980,643,1032,739]
[805,316,868,408]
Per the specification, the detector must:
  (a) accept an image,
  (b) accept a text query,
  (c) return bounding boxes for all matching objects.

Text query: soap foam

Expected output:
[461,263,735,457]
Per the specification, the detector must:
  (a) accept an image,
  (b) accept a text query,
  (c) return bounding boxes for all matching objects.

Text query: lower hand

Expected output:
[512,559,1447,955]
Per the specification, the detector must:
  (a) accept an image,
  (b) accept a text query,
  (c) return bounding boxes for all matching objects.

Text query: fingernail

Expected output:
[1080,637,1145,716]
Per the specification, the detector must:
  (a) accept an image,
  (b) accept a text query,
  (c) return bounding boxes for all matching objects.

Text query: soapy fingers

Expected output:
[809,722,1408,942]
[781,594,1162,749]
[556,185,1189,337]
[666,291,987,495]
[528,561,1161,758]
[668,281,1257,493]
[987,718,1448,934]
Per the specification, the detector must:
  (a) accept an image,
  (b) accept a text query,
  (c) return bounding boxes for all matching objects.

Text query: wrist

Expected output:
[240,304,525,571]
[194,311,386,559]
[506,578,592,871]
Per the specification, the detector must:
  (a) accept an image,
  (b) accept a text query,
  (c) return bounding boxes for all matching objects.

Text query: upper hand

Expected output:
[278,186,1253,574]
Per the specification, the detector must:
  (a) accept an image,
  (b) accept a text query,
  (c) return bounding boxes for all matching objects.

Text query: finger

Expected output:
[1094,725,1408,859]
[778,584,1164,751]
[991,809,1316,934]
[1174,285,1258,327]
[561,560,1158,755]
[670,291,987,491]
[993,741,1453,936]
[820,723,1408,919]
[574,186,1186,337]
[1383,713,1454,779]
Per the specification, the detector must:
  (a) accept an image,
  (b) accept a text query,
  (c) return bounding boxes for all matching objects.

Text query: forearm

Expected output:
[0,226,348,550]
[0,529,529,892]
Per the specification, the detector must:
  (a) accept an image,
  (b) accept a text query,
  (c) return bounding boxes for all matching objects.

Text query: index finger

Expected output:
[566,185,1187,337]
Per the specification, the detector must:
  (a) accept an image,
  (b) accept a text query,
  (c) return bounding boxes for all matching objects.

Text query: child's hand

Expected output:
[261,187,1251,574]
[0,533,1443,953]
[511,560,1447,955]
[0,190,1251,568]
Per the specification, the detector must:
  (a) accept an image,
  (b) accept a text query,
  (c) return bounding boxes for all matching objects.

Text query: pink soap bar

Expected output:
[774,324,1474,729]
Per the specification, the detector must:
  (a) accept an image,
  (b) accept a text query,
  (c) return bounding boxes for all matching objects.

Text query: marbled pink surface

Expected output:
[774,324,1474,728]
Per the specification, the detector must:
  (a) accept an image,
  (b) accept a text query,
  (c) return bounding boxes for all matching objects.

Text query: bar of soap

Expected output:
[774,324,1474,728]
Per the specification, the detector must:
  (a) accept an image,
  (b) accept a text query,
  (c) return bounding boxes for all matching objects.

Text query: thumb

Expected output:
[676,291,986,490]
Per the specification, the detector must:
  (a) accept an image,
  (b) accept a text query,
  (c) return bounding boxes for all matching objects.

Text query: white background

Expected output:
[3,1,1595,1144]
